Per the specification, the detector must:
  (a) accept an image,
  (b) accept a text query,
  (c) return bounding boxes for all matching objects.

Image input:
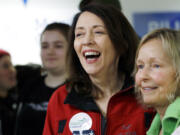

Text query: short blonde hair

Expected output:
[133,28,180,105]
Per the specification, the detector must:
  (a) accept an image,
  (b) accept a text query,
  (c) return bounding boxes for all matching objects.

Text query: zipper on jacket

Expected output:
[104,92,117,135]
[99,113,101,135]
[101,115,107,135]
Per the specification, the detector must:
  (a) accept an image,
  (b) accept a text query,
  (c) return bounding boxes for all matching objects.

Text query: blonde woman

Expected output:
[134,28,180,135]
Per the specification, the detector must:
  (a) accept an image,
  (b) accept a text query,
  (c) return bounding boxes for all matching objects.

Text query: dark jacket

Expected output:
[0,89,18,135]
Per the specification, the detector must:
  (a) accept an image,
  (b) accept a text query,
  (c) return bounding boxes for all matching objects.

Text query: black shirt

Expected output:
[0,89,18,135]
[15,75,63,135]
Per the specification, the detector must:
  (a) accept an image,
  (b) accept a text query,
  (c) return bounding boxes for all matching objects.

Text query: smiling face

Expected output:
[74,11,119,77]
[0,56,16,91]
[135,39,176,107]
[40,30,68,73]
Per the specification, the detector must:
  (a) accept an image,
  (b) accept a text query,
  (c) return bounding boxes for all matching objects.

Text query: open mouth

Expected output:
[142,86,158,91]
[83,51,101,59]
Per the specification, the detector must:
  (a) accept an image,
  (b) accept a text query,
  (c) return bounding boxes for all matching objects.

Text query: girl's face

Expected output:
[74,11,119,77]
[0,56,16,91]
[135,39,176,107]
[41,30,68,74]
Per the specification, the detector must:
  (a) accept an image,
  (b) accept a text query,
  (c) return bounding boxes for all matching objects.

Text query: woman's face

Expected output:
[135,39,176,107]
[41,30,68,73]
[0,56,16,91]
[74,11,119,76]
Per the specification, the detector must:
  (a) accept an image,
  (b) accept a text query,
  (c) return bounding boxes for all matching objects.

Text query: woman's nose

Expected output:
[10,66,16,74]
[47,46,55,54]
[82,33,94,45]
[139,67,150,81]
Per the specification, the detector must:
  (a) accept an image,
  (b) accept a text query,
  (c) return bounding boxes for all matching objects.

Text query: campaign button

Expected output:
[69,112,92,133]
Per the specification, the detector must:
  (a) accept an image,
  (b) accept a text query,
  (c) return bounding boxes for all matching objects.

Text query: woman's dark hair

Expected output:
[66,3,139,97]
[79,0,122,11]
[41,22,70,41]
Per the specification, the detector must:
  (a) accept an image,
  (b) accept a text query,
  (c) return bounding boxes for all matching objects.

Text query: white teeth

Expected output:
[143,87,157,90]
[144,88,152,90]
[84,52,100,57]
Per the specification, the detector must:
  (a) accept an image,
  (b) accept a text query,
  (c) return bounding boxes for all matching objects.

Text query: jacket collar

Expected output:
[64,88,99,111]
[64,76,134,111]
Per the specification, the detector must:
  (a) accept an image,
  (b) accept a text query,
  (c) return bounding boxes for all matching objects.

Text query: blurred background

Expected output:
[0,0,180,65]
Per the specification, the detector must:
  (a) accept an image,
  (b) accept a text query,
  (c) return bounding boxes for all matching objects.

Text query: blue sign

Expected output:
[22,0,28,6]
[133,12,180,37]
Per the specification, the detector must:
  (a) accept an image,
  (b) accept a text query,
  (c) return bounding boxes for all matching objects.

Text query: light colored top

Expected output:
[147,97,180,135]
[172,126,180,135]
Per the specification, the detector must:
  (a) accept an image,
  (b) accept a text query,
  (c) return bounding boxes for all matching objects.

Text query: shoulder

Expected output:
[46,84,70,120]
[18,76,45,101]
[16,64,41,88]
[48,84,68,106]
[51,84,68,98]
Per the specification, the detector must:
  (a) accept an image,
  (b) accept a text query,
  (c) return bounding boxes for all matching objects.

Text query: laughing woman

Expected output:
[134,28,180,135]
[43,3,155,135]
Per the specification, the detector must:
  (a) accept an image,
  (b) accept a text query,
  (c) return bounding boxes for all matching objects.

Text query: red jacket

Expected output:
[43,84,155,135]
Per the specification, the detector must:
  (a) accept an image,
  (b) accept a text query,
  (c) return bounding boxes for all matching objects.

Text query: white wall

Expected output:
[0,0,81,65]
[1,0,180,65]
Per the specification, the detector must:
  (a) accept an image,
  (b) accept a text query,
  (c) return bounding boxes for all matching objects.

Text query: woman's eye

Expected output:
[41,44,48,49]
[95,31,104,35]
[42,46,47,49]
[2,63,12,69]
[75,33,83,37]
[137,64,144,69]
[153,64,160,68]
[55,44,63,48]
